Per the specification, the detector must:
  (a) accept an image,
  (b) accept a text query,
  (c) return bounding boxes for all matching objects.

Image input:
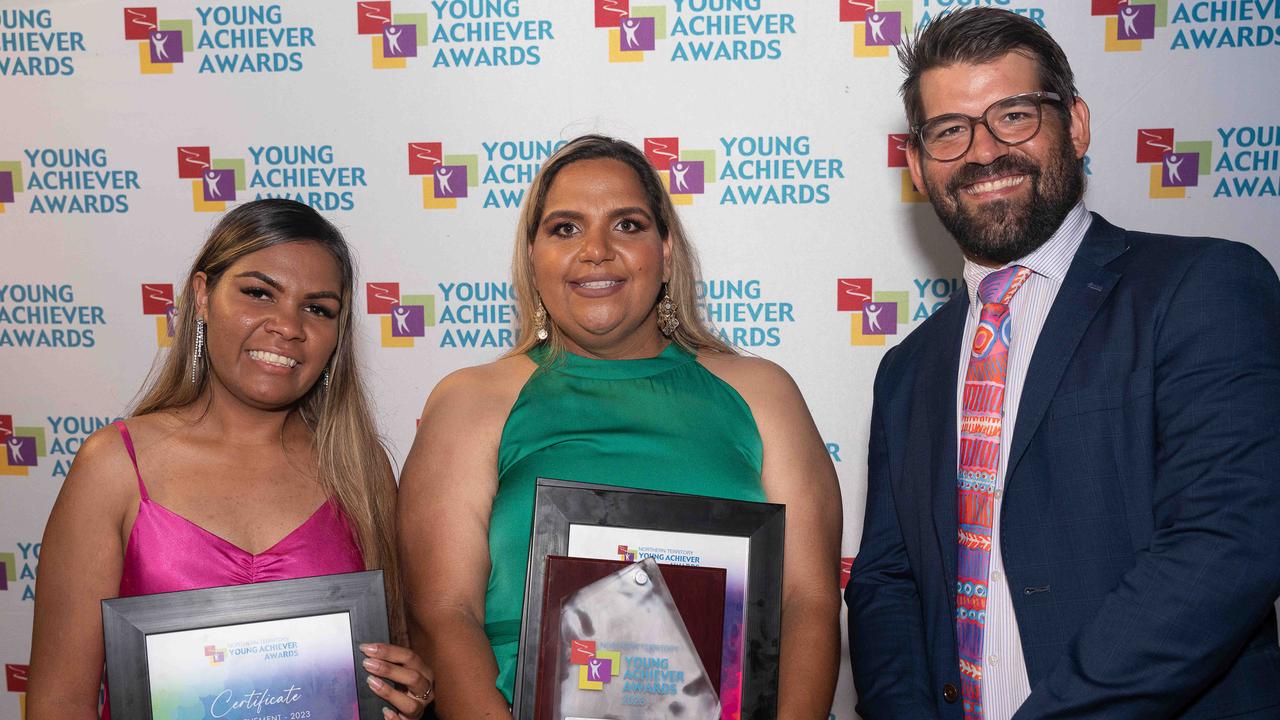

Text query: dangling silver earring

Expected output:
[533,301,549,342]
[657,285,679,337]
[190,318,205,384]
[323,366,331,389]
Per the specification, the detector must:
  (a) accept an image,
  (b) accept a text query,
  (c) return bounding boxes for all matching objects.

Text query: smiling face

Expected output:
[531,158,671,359]
[193,241,342,410]
[906,51,1090,267]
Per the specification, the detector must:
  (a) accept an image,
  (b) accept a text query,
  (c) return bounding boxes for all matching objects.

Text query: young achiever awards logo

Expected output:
[839,0,911,57]
[886,132,927,203]
[140,283,177,348]
[1136,127,1212,199]
[358,0,553,69]
[367,282,434,348]
[123,6,316,74]
[406,139,564,209]
[176,144,368,212]
[645,133,845,205]
[1094,0,1278,52]
[593,0,797,63]
[1,7,88,77]
[0,414,46,477]
[570,640,622,691]
[837,275,959,346]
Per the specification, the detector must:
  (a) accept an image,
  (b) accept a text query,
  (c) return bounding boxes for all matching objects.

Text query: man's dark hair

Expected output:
[898,8,1078,133]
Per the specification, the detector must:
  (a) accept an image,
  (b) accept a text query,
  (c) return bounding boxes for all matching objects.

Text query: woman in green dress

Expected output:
[398,135,842,718]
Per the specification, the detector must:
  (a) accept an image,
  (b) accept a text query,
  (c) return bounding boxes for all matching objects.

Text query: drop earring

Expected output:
[657,285,679,337]
[533,301,549,341]
[190,318,205,384]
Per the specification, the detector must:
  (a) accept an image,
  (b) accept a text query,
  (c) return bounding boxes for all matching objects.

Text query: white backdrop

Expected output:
[2,0,1278,717]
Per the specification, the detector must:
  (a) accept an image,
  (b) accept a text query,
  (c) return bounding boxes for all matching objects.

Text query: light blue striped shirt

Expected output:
[955,202,1092,720]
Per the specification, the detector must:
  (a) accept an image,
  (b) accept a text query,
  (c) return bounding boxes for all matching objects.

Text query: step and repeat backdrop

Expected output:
[2,0,1278,717]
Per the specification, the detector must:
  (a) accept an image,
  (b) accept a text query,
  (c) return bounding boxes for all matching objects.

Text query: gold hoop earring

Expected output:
[657,285,679,337]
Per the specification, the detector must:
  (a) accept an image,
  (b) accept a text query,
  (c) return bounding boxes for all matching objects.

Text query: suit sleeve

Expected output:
[1015,240,1280,719]
[847,351,942,719]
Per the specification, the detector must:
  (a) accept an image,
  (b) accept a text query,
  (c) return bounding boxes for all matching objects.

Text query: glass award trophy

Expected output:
[549,558,722,719]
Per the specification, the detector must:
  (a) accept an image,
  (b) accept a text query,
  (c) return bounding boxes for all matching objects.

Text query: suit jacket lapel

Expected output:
[1005,214,1129,480]
[923,295,968,594]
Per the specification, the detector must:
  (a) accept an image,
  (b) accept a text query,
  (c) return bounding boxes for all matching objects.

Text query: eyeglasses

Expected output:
[912,91,1063,162]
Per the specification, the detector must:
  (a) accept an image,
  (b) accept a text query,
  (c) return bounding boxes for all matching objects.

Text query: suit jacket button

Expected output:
[943,683,959,703]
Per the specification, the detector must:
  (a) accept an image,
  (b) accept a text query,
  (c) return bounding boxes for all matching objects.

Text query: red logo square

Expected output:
[408,143,443,176]
[644,137,680,170]
[840,556,855,590]
[570,639,596,664]
[141,283,175,315]
[366,283,400,314]
[1091,0,1125,15]
[357,1,393,35]
[837,278,873,312]
[840,0,876,22]
[4,664,27,692]
[123,8,158,40]
[887,133,911,168]
[1136,128,1175,163]
[177,147,211,179]
[0,415,13,440]
[594,0,630,28]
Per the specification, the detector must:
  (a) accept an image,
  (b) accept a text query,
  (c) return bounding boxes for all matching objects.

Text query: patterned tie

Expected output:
[956,264,1032,720]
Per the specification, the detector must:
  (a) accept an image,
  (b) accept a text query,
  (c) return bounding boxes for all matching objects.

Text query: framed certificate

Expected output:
[514,478,785,720]
[101,570,389,720]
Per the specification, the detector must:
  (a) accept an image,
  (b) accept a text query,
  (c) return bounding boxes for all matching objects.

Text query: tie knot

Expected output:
[978,265,1032,306]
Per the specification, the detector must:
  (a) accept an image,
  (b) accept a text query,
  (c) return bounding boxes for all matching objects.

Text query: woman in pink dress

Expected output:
[25,200,433,719]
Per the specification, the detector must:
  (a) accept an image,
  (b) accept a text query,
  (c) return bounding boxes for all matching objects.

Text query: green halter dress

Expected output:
[486,342,765,701]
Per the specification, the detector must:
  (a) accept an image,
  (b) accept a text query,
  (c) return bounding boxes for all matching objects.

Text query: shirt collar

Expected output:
[963,201,1091,308]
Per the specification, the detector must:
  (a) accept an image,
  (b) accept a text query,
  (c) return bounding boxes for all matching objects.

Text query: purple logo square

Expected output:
[1116,4,1156,41]
[390,304,426,337]
[586,657,613,683]
[1161,152,1199,188]
[862,302,898,335]
[434,165,468,199]
[5,436,37,467]
[149,29,184,64]
[0,558,8,590]
[382,23,417,58]
[202,169,236,202]
[619,16,655,51]
[669,160,704,195]
[864,11,902,46]
[0,171,14,203]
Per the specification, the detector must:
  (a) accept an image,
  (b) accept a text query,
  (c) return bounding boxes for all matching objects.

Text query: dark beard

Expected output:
[924,137,1084,266]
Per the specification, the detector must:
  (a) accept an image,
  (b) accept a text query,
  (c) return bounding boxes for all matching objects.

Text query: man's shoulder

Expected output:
[1095,216,1274,292]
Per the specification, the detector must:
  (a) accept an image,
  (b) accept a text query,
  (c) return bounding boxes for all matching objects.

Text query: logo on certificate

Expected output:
[569,639,620,691]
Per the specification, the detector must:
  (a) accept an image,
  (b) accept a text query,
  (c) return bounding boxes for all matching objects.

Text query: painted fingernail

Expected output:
[382,708,395,720]
[367,675,385,690]
[363,658,380,671]
[360,643,377,654]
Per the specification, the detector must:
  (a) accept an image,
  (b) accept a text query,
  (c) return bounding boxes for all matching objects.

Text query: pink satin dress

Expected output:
[104,420,365,719]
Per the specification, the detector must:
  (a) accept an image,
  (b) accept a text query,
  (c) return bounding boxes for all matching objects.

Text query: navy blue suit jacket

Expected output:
[846,214,1280,719]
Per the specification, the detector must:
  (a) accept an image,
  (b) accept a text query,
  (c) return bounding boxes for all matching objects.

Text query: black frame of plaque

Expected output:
[102,569,390,719]
[514,478,785,720]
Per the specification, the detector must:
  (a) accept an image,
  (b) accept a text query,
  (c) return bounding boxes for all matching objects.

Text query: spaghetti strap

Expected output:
[112,420,149,501]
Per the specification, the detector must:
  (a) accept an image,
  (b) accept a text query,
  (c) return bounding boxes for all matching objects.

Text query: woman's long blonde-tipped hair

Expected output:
[131,199,405,641]
[505,134,734,359]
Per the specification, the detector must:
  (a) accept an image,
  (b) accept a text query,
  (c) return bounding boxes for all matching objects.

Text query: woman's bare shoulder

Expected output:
[420,354,538,425]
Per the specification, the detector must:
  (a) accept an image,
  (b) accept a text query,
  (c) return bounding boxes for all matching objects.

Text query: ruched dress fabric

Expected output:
[486,343,765,702]
[104,420,364,719]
